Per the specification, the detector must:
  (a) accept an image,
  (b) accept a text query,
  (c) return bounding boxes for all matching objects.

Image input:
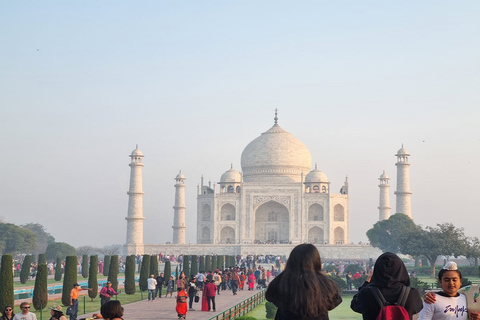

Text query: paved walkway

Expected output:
[78,288,264,320]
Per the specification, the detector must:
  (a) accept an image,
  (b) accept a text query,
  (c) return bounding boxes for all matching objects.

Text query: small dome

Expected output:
[131,145,143,156]
[176,171,185,180]
[220,166,242,183]
[379,171,389,179]
[396,144,410,156]
[305,166,328,183]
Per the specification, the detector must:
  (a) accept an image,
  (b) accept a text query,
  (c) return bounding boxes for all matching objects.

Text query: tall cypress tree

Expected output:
[149,255,159,278]
[54,257,62,281]
[88,255,98,301]
[81,255,89,278]
[62,256,78,306]
[103,255,110,277]
[182,255,190,279]
[32,263,48,310]
[20,255,33,284]
[38,253,46,265]
[212,255,217,271]
[205,255,212,272]
[191,255,198,276]
[124,255,136,295]
[217,255,224,270]
[107,255,119,291]
[139,254,150,291]
[0,255,14,312]
[199,256,205,272]
[163,260,171,286]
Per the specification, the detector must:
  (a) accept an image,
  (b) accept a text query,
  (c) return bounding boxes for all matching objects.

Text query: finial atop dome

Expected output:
[231,163,233,169]
[315,163,318,170]
[274,108,278,125]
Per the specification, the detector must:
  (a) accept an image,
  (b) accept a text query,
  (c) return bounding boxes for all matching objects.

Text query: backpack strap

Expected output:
[396,285,411,307]
[370,286,388,308]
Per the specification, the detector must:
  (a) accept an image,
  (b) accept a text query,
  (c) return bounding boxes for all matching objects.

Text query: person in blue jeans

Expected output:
[147,274,157,301]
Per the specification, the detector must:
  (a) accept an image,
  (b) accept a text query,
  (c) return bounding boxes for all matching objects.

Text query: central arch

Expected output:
[254,201,289,242]
[220,226,235,244]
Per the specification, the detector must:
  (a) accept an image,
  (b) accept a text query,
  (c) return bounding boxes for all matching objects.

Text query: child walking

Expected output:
[176,287,188,319]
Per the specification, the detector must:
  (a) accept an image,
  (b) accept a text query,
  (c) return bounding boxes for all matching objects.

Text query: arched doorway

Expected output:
[254,201,289,243]
[334,227,344,244]
[308,226,324,244]
[201,227,210,244]
[220,203,236,221]
[220,226,235,244]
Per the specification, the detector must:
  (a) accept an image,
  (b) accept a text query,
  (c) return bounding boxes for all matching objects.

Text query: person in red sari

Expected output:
[201,284,209,311]
[176,287,188,319]
[248,271,256,291]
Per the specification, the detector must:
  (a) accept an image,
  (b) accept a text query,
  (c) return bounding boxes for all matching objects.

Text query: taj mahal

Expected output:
[123,112,412,259]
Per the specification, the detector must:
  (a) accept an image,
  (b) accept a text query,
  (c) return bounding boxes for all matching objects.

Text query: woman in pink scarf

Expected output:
[247,271,256,291]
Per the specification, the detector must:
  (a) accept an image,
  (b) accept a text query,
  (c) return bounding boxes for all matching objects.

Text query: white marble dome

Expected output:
[305,167,328,183]
[220,166,242,183]
[176,171,185,180]
[241,123,312,182]
[396,145,410,156]
[131,145,143,156]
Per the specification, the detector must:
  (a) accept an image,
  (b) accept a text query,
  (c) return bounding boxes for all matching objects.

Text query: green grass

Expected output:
[246,293,362,320]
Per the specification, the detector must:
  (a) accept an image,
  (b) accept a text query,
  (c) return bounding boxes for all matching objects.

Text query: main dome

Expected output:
[241,122,312,183]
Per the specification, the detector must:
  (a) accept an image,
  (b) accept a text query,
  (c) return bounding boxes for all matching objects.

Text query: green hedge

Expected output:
[88,255,98,300]
[33,263,48,310]
[107,255,119,292]
[62,256,78,306]
[20,255,33,284]
[124,255,136,295]
[0,255,14,312]
[139,254,150,291]
[81,255,89,278]
[54,257,62,281]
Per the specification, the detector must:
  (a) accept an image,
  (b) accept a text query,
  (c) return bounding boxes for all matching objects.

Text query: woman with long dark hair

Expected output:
[266,244,342,320]
[0,305,14,320]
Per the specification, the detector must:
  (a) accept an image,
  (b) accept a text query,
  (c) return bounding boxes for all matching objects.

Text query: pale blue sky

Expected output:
[1,1,479,248]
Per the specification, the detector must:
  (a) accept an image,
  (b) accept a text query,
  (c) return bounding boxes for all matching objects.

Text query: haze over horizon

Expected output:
[1,1,479,249]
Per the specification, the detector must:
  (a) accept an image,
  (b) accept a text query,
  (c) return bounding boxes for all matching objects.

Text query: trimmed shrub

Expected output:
[0,255,14,312]
[217,255,224,270]
[33,263,48,310]
[212,256,217,271]
[38,253,46,265]
[462,277,472,288]
[199,256,205,272]
[124,255,136,294]
[139,254,150,291]
[150,255,159,278]
[183,255,190,279]
[103,255,110,277]
[88,255,98,301]
[352,275,367,289]
[410,276,431,294]
[20,255,33,284]
[265,301,278,319]
[62,256,78,306]
[107,255,119,291]
[328,274,346,290]
[205,255,211,272]
[81,255,88,278]
[54,257,62,281]
[345,264,363,274]
[164,260,172,284]
[191,255,198,276]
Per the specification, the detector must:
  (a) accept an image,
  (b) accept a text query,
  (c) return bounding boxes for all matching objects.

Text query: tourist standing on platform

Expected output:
[70,283,90,320]
[187,276,198,311]
[147,274,157,301]
[156,272,165,298]
[204,279,217,312]
[213,271,222,294]
[100,281,118,306]
[266,244,342,320]
[196,271,205,290]
[1,305,14,320]
[13,302,36,320]
[176,287,188,319]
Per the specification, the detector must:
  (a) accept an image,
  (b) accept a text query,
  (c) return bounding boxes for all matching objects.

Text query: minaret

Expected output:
[394,145,412,218]
[378,170,391,220]
[125,145,145,246]
[173,171,186,244]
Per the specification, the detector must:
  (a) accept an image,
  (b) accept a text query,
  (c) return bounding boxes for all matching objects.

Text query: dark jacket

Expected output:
[350,252,423,320]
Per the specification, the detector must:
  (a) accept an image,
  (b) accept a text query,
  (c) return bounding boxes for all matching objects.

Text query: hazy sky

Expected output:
[1,1,479,249]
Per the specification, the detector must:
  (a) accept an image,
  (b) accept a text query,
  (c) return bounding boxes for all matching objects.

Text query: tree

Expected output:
[466,237,480,266]
[99,245,121,256]
[217,255,224,270]
[199,256,205,272]
[124,255,136,295]
[149,255,159,278]
[139,254,150,291]
[88,255,98,301]
[191,255,198,276]
[21,223,55,255]
[183,255,190,279]
[81,255,88,278]
[38,253,46,265]
[55,257,63,281]
[163,260,172,286]
[0,254,14,312]
[205,255,211,272]
[366,213,420,253]
[46,242,76,261]
[103,255,110,277]
[76,246,100,256]
[32,263,48,310]
[212,255,217,271]
[107,255,119,292]
[0,223,37,254]
[20,255,33,284]
[62,256,78,306]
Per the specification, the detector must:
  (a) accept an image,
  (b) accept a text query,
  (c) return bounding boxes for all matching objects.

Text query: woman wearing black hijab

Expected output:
[351,252,423,320]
